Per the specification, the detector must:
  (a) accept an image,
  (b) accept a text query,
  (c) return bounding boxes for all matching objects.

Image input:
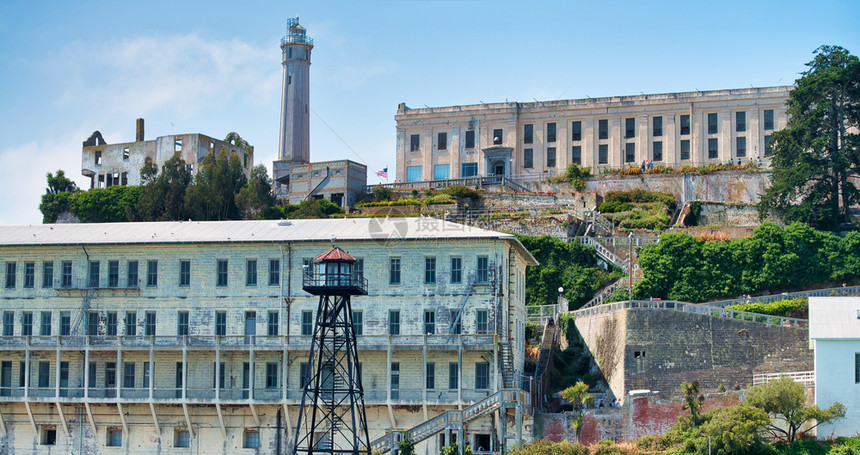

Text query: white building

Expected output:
[395,87,790,182]
[809,296,860,438]
[0,218,535,454]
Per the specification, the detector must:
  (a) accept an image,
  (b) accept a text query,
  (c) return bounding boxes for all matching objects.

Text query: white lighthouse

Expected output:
[273,17,313,197]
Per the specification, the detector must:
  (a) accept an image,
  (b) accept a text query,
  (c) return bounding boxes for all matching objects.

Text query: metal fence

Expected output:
[573,300,808,328]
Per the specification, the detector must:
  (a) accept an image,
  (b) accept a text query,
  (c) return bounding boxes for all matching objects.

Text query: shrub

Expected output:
[564,164,591,191]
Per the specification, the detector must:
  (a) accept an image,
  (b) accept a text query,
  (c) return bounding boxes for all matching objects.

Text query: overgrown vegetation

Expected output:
[726,298,809,319]
[516,235,623,309]
[598,190,676,231]
[596,160,762,177]
[635,222,860,302]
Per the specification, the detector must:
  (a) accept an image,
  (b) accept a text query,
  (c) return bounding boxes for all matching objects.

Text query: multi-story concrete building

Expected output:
[285,159,368,206]
[395,87,790,182]
[0,218,536,454]
[81,118,255,189]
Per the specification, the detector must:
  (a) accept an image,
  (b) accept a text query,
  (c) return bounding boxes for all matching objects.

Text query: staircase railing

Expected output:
[70,289,95,336]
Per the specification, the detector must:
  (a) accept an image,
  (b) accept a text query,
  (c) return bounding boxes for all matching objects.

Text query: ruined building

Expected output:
[81,118,254,189]
[0,218,535,454]
[395,87,790,182]
[271,18,367,207]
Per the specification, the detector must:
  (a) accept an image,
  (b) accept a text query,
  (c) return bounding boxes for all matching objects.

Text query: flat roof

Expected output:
[809,297,860,340]
[0,218,538,265]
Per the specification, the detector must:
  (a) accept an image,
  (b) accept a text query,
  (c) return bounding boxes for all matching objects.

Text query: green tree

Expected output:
[235,165,275,219]
[39,170,80,223]
[758,45,860,227]
[680,381,705,427]
[134,153,192,221]
[561,381,594,441]
[184,152,248,221]
[46,170,78,194]
[693,404,770,455]
[69,186,142,222]
[745,376,846,442]
[564,164,591,192]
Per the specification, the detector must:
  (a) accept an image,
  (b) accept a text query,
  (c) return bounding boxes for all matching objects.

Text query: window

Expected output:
[736,111,746,132]
[571,121,582,141]
[433,164,450,180]
[523,149,533,169]
[179,260,190,287]
[106,312,117,336]
[175,429,190,448]
[95,151,102,166]
[424,310,435,335]
[425,257,436,284]
[40,311,51,336]
[107,428,122,447]
[41,427,57,446]
[523,124,533,144]
[465,130,475,149]
[546,123,556,143]
[426,362,436,389]
[60,312,70,336]
[125,312,136,336]
[708,138,718,159]
[708,113,718,134]
[215,311,226,336]
[144,312,156,336]
[390,362,400,399]
[213,362,225,389]
[266,362,279,388]
[546,147,556,168]
[572,146,582,165]
[737,137,747,157]
[143,362,150,388]
[174,138,183,152]
[300,362,309,388]
[267,311,278,336]
[246,259,257,286]
[86,312,99,336]
[389,257,401,285]
[127,260,138,287]
[625,143,636,163]
[598,119,609,140]
[2,312,13,336]
[42,261,53,288]
[177,311,189,336]
[451,257,462,284]
[123,362,135,388]
[38,361,49,388]
[23,262,34,288]
[765,135,773,156]
[175,362,183,397]
[461,163,478,177]
[438,132,448,150]
[87,362,95,389]
[146,260,157,287]
[268,259,280,286]
[764,110,774,130]
[476,309,488,333]
[855,353,860,383]
[406,166,422,182]
[354,259,364,282]
[352,310,363,335]
[680,115,691,135]
[653,142,663,162]
[5,262,15,288]
[493,128,503,144]
[410,134,420,152]
[477,256,489,284]
[22,312,32,336]
[680,140,691,160]
[301,311,313,336]
[475,362,489,389]
[19,361,25,388]
[625,118,635,138]
[108,260,119,287]
[389,310,400,335]
[448,363,458,389]
[653,116,663,136]
[87,261,99,288]
[598,144,608,164]
[123,148,130,160]
[244,430,260,449]
[449,310,461,335]
[216,260,228,287]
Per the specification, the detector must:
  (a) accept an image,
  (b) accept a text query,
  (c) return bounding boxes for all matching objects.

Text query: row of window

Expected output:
[407,111,776,153]
[2,259,282,290]
[299,308,487,337]
[388,256,488,285]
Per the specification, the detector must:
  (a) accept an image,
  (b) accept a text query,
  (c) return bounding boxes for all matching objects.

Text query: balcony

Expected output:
[302,271,368,295]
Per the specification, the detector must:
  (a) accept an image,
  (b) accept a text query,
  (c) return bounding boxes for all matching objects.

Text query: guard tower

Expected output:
[293,246,370,455]
[274,17,313,197]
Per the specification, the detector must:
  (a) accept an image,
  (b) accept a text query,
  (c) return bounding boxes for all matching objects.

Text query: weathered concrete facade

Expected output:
[396,87,789,182]
[575,307,812,401]
[286,159,368,207]
[0,219,536,454]
[81,119,254,189]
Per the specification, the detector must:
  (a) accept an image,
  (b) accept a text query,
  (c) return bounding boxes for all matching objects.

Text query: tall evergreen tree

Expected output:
[759,45,860,226]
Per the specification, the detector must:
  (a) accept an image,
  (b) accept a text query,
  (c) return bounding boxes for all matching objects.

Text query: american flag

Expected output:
[376,167,388,178]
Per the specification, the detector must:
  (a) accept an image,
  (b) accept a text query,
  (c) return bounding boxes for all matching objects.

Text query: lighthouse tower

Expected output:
[273,17,313,197]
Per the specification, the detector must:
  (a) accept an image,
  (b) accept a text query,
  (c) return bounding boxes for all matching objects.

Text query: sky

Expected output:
[0,0,858,225]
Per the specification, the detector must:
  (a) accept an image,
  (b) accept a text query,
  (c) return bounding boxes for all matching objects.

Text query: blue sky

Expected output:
[0,0,857,225]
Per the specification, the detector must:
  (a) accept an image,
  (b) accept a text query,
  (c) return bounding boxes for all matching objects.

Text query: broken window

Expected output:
[634,351,646,359]
[98,174,105,188]
[174,138,183,152]
[493,128,503,145]
[120,172,128,186]
[95,151,102,166]
[123,148,129,160]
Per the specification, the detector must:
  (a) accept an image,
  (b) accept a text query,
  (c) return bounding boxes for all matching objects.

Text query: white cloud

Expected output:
[329,61,396,92]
